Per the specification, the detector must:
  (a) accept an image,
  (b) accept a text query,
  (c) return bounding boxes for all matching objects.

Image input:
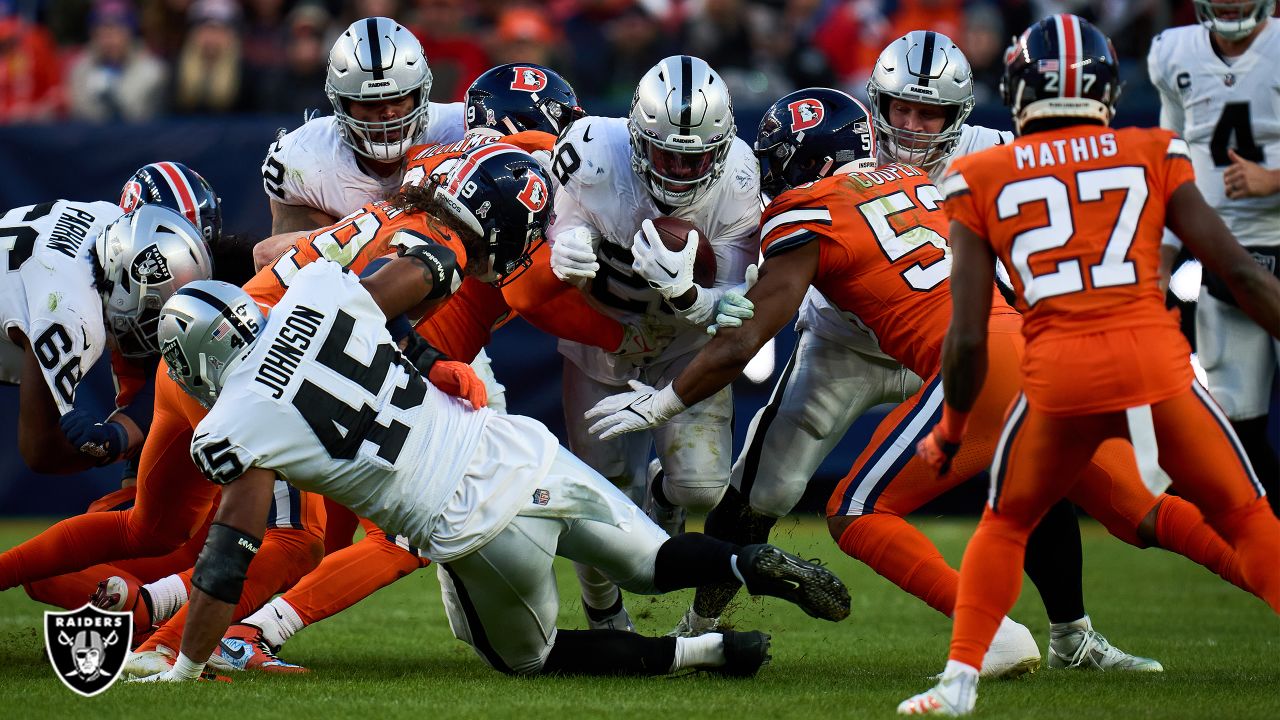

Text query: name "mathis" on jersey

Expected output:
[254,304,324,399]
[1014,132,1118,170]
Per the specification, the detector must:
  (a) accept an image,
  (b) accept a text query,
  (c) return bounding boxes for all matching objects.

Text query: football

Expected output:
[649,216,717,288]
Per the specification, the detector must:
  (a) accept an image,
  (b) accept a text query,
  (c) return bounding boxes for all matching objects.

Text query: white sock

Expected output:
[1050,615,1090,639]
[573,562,620,611]
[729,554,746,585]
[943,659,979,680]
[241,598,306,649]
[670,633,726,671]
[142,574,188,623]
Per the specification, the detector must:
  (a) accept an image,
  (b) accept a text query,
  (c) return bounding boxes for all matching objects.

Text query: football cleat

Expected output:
[898,665,977,716]
[735,544,851,622]
[1047,618,1163,672]
[206,624,309,674]
[90,575,154,644]
[123,644,176,679]
[707,630,771,678]
[667,607,720,638]
[980,617,1040,679]
[585,602,636,633]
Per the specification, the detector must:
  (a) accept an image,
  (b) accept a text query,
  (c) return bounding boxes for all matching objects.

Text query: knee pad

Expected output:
[663,482,727,514]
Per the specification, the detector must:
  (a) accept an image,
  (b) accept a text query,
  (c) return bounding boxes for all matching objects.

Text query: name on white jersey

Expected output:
[254,304,324,398]
[46,206,100,258]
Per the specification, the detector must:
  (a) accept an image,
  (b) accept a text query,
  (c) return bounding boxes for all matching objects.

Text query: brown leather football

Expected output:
[650,216,717,288]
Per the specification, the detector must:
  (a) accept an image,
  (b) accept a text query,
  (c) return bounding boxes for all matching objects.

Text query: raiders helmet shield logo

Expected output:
[788,99,825,132]
[510,66,548,92]
[516,173,549,213]
[45,604,131,696]
[129,244,173,285]
[119,181,143,213]
[161,335,192,379]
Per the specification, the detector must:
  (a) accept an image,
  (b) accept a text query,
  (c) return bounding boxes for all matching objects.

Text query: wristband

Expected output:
[937,405,970,444]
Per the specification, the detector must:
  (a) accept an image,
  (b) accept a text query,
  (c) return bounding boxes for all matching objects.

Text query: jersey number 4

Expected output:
[292,310,427,464]
[997,166,1147,306]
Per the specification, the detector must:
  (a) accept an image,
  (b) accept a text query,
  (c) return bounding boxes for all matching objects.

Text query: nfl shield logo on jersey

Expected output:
[44,604,131,697]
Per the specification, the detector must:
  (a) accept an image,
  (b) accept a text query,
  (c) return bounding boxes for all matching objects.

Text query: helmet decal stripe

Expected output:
[155,162,199,229]
[177,286,258,345]
[679,55,693,127]
[445,143,519,195]
[365,17,384,80]
[1056,14,1080,98]
[918,31,936,86]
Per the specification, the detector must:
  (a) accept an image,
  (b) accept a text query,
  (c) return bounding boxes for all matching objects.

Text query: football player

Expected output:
[133,252,847,682]
[546,55,760,629]
[1149,0,1280,506]
[0,200,212,474]
[898,16,1280,715]
[585,84,1269,676]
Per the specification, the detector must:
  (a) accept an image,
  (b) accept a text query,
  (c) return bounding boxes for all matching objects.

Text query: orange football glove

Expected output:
[428,360,488,409]
[916,406,969,477]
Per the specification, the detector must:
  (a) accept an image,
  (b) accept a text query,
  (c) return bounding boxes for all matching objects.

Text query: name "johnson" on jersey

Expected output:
[254,304,324,399]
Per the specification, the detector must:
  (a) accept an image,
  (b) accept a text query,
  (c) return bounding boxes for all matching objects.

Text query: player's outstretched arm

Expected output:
[1167,181,1280,339]
[362,248,462,324]
[160,468,275,681]
[268,199,336,237]
[15,337,95,474]
[671,242,817,405]
[251,230,308,271]
[940,221,995,414]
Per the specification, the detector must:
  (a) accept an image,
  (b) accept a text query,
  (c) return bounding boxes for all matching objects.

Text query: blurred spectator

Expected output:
[886,0,964,45]
[491,6,563,67]
[67,0,168,122]
[684,0,803,105]
[410,0,490,102]
[241,0,290,74]
[252,1,332,115]
[0,5,63,122]
[343,0,402,28]
[962,3,1005,107]
[140,0,195,59]
[813,0,891,95]
[563,1,677,108]
[45,0,95,46]
[172,0,248,114]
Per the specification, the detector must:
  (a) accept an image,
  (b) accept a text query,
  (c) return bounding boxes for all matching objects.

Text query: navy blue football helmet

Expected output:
[431,143,553,286]
[1001,14,1122,134]
[119,162,222,245]
[465,63,585,136]
[755,88,877,198]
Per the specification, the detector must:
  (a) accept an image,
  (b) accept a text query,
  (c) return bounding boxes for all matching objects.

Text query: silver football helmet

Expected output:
[95,205,214,359]
[629,55,736,207]
[867,31,976,170]
[1194,0,1275,41]
[157,280,264,408]
[327,17,433,162]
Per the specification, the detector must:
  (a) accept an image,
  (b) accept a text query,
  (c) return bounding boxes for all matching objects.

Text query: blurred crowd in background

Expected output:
[0,0,1194,124]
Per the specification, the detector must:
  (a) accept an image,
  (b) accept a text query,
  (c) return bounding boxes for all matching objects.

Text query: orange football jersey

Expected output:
[942,124,1197,413]
[760,164,1015,378]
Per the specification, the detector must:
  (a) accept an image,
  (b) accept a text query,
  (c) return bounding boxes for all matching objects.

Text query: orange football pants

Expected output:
[949,383,1280,669]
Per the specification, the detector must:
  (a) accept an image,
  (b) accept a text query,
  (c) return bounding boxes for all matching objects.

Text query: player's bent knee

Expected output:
[748,482,804,520]
[826,513,858,543]
[664,483,727,513]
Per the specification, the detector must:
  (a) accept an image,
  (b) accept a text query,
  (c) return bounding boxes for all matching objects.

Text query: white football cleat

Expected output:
[980,616,1040,679]
[586,603,636,633]
[123,644,176,679]
[898,663,978,716]
[667,607,720,637]
[1047,616,1163,672]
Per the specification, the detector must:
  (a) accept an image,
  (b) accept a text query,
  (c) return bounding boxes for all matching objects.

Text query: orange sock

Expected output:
[139,527,324,652]
[837,513,959,616]
[284,524,429,625]
[950,508,1031,669]
[1154,496,1251,595]
[24,565,138,610]
[1204,498,1280,613]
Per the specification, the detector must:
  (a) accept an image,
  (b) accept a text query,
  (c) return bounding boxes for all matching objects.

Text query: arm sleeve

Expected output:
[1147,39,1186,134]
[503,243,625,350]
[938,165,986,238]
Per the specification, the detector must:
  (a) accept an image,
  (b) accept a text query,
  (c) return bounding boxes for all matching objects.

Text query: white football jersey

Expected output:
[0,200,121,412]
[797,123,1013,355]
[1150,21,1280,247]
[261,104,467,219]
[548,116,762,383]
[191,261,556,562]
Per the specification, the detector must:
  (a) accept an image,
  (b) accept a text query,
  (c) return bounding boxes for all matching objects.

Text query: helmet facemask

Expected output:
[331,88,431,163]
[870,94,970,170]
[630,127,734,207]
[1194,0,1275,41]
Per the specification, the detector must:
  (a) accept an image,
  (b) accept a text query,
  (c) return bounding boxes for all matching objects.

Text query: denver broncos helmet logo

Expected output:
[516,172,549,213]
[787,99,825,132]
[510,66,548,93]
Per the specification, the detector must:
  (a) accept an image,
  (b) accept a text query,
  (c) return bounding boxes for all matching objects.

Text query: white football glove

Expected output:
[631,218,699,300]
[550,226,600,282]
[584,380,687,440]
[707,263,759,336]
[613,318,676,363]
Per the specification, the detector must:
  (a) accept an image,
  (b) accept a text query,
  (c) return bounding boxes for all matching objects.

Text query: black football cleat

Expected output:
[736,544,851,622]
[707,629,772,678]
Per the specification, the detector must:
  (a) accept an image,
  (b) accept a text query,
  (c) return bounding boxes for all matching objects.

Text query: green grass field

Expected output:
[1,516,1276,719]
